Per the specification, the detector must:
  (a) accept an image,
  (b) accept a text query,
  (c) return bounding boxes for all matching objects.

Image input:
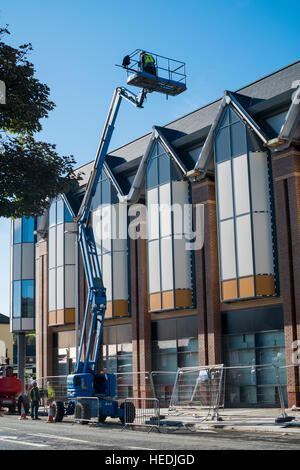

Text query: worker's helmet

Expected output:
[140,50,145,55]
[32,380,37,385]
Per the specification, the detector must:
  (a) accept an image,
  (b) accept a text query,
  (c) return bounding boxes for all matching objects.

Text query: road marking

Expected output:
[25,433,155,449]
[25,432,100,445]
[127,446,154,450]
[0,436,49,447]
[0,428,91,445]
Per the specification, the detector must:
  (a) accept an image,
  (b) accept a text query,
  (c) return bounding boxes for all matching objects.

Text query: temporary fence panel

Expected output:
[150,371,178,406]
[114,371,154,400]
[123,397,160,430]
[169,365,224,414]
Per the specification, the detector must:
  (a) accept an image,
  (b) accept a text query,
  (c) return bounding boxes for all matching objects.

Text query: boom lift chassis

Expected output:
[54,52,187,424]
[56,87,147,424]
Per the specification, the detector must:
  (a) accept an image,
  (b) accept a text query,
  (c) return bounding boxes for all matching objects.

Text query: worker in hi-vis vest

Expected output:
[30,380,41,420]
[47,381,55,402]
[140,51,157,76]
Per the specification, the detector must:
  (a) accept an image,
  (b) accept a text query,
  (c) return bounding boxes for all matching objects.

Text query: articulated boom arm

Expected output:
[73,86,147,374]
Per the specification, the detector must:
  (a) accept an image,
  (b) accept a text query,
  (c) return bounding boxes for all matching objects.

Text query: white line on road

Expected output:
[0,436,49,448]
[24,432,102,445]
[0,427,91,445]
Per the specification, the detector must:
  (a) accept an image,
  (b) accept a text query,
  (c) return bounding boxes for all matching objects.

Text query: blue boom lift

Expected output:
[54,51,187,424]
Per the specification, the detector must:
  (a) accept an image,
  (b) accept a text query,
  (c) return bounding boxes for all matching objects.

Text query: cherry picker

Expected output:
[54,50,187,424]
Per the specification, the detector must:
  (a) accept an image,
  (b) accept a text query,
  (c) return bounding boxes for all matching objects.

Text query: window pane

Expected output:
[56,198,64,224]
[147,188,159,240]
[215,127,230,163]
[236,214,254,277]
[170,159,181,182]
[158,153,170,185]
[148,240,160,293]
[102,178,111,205]
[160,236,173,292]
[231,121,246,158]
[146,157,158,189]
[219,108,229,128]
[13,281,21,318]
[220,219,237,280]
[216,160,234,220]
[64,205,73,223]
[49,199,56,227]
[229,107,240,124]
[21,280,34,318]
[233,154,250,215]
[22,217,34,243]
[13,219,22,244]
[157,142,165,156]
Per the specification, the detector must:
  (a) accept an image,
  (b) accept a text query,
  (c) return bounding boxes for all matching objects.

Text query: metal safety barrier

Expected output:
[169,365,224,421]
[123,397,160,431]
[74,397,100,424]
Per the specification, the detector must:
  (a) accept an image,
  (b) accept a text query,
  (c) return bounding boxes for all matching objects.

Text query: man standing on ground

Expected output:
[30,380,40,420]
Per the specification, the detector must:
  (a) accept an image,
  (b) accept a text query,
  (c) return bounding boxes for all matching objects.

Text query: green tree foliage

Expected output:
[0,26,78,218]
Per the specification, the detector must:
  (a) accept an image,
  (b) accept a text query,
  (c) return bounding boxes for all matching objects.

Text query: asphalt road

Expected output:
[0,414,299,451]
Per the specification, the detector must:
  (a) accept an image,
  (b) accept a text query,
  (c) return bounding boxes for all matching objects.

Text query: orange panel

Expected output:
[222,280,238,300]
[56,309,64,324]
[162,291,174,310]
[175,289,193,308]
[113,300,129,317]
[65,308,75,323]
[106,301,113,319]
[239,276,255,298]
[149,293,161,311]
[256,274,275,296]
[48,311,56,326]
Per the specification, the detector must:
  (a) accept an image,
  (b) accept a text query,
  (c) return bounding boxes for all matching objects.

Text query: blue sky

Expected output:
[0,0,299,315]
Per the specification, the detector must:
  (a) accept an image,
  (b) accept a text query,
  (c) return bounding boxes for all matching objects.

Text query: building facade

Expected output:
[10,60,300,407]
[0,313,13,364]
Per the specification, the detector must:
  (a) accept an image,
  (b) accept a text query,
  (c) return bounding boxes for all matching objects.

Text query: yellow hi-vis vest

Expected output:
[143,54,155,65]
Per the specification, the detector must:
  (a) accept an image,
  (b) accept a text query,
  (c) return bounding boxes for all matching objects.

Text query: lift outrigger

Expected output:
[54,50,187,424]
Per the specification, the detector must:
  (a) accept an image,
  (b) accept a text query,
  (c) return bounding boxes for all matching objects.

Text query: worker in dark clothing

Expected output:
[30,380,40,420]
[122,55,131,68]
[140,51,157,76]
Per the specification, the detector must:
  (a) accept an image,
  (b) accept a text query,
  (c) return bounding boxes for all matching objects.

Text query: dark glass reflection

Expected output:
[21,280,35,318]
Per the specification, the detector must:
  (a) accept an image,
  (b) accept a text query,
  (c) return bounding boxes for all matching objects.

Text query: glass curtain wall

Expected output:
[146,140,193,311]
[92,169,129,318]
[48,197,77,325]
[215,106,277,301]
[11,217,35,331]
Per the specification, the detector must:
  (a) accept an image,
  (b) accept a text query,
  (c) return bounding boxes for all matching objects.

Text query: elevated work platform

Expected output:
[122,49,187,96]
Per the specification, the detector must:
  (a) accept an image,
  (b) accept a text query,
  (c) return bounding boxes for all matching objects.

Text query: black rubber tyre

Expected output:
[75,401,91,424]
[52,401,65,422]
[18,395,30,415]
[119,402,136,425]
[8,404,16,414]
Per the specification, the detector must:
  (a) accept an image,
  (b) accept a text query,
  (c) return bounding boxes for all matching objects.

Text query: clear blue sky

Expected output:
[0,0,299,316]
